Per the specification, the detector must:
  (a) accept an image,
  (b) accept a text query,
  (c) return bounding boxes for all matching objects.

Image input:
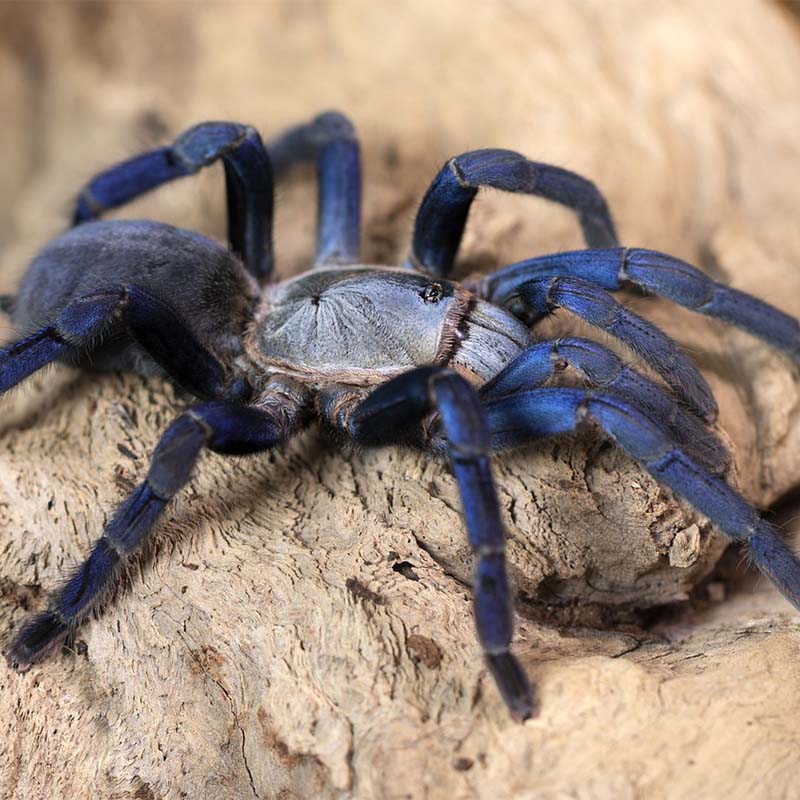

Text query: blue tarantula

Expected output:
[3,111,800,722]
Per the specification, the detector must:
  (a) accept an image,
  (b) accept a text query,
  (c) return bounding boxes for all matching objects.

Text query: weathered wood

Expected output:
[1,2,800,798]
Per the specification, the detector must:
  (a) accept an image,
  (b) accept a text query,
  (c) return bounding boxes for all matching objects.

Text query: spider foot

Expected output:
[486,651,535,722]
[5,610,69,672]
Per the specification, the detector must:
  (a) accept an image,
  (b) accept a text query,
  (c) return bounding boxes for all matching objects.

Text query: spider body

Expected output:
[4,111,800,723]
[15,218,529,391]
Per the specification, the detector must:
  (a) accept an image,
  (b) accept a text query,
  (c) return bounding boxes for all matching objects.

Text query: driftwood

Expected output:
[1,2,800,798]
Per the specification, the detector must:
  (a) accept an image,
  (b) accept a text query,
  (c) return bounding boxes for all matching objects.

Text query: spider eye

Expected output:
[421,283,443,304]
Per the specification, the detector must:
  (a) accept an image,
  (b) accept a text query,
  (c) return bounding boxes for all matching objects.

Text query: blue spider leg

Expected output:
[72,122,274,282]
[322,367,534,721]
[0,286,248,402]
[269,111,361,265]
[410,149,618,277]
[480,337,730,475]
[5,392,307,671]
[484,248,800,362]
[493,276,718,422]
[485,387,800,612]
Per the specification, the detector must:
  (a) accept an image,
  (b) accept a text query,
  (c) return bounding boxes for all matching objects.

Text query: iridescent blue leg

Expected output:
[485,388,800,612]
[269,111,361,265]
[480,337,730,474]
[0,285,248,402]
[410,149,617,277]
[5,388,307,671]
[321,367,534,721]
[483,248,800,361]
[502,276,717,421]
[72,122,274,281]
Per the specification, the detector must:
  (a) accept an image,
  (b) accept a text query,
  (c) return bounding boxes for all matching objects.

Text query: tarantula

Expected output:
[3,111,800,722]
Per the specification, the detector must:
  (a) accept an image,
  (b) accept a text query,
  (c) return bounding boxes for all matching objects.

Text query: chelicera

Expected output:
[3,111,800,722]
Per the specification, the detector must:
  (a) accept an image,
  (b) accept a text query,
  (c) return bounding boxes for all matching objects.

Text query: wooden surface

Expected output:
[1,2,800,798]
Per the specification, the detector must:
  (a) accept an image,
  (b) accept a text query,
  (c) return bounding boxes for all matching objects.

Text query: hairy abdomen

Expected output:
[13,220,258,373]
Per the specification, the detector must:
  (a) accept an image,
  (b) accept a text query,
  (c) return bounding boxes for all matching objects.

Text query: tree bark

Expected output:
[1,2,800,798]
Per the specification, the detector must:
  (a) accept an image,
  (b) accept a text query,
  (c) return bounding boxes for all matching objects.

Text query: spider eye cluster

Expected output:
[421,282,444,304]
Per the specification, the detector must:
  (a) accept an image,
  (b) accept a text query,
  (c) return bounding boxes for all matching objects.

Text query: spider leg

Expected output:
[5,384,307,671]
[72,122,274,282]
[410,149,618,277]
[485,387,800,611]
[480,337,730,475]
[484,248,800,362]
[0,285,248,402]
[269,111,361,266]
[321,368,534,721]
[493,275,717,422]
